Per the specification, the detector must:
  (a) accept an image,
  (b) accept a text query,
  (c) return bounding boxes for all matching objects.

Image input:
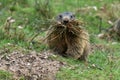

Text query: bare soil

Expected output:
[0,51,64,80]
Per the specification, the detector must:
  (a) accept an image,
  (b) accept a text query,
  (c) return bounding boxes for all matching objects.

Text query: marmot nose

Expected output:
[63,20,69,24]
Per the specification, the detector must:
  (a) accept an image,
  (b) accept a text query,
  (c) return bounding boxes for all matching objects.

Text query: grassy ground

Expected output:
[0,0,120,80]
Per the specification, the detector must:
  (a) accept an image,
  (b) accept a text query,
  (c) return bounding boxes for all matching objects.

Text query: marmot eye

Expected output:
[70,15,75,19]
[71,15,75,19]
[70,15,73,18]
[59,15,62,18]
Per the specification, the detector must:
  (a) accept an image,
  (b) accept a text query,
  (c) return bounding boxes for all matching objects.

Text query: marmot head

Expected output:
[56,12,75,25]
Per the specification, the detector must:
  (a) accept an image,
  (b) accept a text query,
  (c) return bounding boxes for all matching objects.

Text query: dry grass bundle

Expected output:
[47,19,90,61]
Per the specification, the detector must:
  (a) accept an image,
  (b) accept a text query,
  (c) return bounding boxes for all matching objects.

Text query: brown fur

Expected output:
[47,20,90,61]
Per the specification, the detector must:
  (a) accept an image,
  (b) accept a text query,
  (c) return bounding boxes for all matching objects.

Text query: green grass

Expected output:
[0,0,120,80]
[0,70,13,80]
[56,47,120,80]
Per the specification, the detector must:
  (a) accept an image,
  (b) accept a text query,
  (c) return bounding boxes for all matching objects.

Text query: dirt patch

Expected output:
[0,51,65,80]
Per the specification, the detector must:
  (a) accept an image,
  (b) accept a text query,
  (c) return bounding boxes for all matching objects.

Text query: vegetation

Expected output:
[0,0,120,80]
[0,70,12,80]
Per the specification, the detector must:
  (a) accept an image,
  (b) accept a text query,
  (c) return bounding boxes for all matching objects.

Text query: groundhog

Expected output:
[98,19,120,41]
[47,12,90,61]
